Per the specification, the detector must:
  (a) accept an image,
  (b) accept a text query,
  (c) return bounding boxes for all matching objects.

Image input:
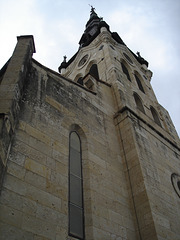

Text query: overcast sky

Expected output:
[0,0,179,136]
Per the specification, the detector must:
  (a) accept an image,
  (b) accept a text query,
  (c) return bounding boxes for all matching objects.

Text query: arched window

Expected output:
[150,106,162,127]
[69,131,85,239]
[121,62,131,81]
[89,64,99,80]
[135,74,145,93]
[134,93,145,113]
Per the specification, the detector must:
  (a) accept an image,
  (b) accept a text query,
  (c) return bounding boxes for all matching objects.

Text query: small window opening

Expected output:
[150,106,162,127]
[84,78,94,91]
[77,77,84,86]
[89,64,99,80]
[121,62,131,81]
[177,181,180,191]
[135,74,145,93]
[134,93,145,113]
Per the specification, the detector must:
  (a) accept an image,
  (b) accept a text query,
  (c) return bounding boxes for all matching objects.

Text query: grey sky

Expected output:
[0,0,179,136]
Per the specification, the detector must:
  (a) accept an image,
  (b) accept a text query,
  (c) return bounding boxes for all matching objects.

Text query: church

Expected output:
[0,7,180,240]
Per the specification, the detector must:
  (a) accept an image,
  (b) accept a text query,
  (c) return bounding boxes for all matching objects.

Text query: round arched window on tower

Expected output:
[78,54,89,67]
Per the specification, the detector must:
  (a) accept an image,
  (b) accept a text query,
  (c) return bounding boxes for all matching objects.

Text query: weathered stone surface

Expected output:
[0,15,180,240]
[0,222,33,240]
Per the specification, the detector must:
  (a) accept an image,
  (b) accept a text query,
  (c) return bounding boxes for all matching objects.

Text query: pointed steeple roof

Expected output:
[58,8,148,73]
[79,6,103,48]
[85,6,101,29]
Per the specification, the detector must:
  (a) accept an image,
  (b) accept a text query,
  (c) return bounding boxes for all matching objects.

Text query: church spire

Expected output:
[89,5,97,17]
[79,6,102,48]
[87,5,101,25]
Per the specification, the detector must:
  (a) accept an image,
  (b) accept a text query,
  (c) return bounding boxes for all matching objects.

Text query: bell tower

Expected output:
[58,7,179,141]
[58,7,180,240]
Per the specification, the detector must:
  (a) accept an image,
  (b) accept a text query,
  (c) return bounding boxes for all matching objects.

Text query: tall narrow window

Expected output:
[150,106,162,127]
[135,74,145,93]
[69,131,85,239]
[89,64,99,80]
[134,93,145,114]
[121,62,131,81]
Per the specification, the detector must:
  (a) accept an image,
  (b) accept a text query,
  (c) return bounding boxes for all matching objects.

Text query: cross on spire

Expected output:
[89,4,96,15]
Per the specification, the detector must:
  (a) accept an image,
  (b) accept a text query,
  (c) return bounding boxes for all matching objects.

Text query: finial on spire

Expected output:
[89,4,96,14]
[136,52,141,58]
[63,55,67,62]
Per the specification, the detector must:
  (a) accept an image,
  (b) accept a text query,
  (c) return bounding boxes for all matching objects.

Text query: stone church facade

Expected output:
[0,8,180,240]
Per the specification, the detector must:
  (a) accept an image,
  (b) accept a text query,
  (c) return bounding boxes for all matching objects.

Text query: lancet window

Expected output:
[69,131,85,239]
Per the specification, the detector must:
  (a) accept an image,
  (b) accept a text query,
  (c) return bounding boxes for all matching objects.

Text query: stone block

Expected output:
[15,129,30,145]
[24,170,46,190]
[25,157,51,179]
[46,180,67,200]
[0,204,23,228]
[34,235,50,240]
[61,199,68,215]
[52,139,68,156]
[25,184,61,212]
[8,150,26,166]
[0,188,23,212]
[3,174,27,196]
[22,197,37,217]
[28,136,52,157]
[25,123,52,146]
[0,222,33,240]
[46,157,56,170]
[22,214,56,240]
[50,170,68,187]
[52,149,67,165]
[36,204,59,222]
[14,139,47,166]
[55,161,68,176]
[152,212,170,229]
[109,210,123,225]
[7,161,26,180]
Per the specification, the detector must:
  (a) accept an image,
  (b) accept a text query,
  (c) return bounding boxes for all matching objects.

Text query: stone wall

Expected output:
[114,106,180,240]
[0,55,137,239]
[0,34,180,240]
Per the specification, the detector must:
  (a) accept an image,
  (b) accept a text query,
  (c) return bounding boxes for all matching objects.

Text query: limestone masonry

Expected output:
[0,8,180,240]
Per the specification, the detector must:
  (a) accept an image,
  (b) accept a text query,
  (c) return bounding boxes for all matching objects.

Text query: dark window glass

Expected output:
[177,181,180,191]
[69,131,84,239]
[89,64,99,80]
[134,93,145,114]
[70,132,80,151]
[121,62,131,81]
[77,77,84,85]
[150,107,162,127]
[70,148,81,177]
[135,74,145,93]
[70,174,82,206]
[69,204,84,239]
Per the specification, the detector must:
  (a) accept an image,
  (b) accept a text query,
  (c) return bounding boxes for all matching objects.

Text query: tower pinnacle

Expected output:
[89,5,96,15]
